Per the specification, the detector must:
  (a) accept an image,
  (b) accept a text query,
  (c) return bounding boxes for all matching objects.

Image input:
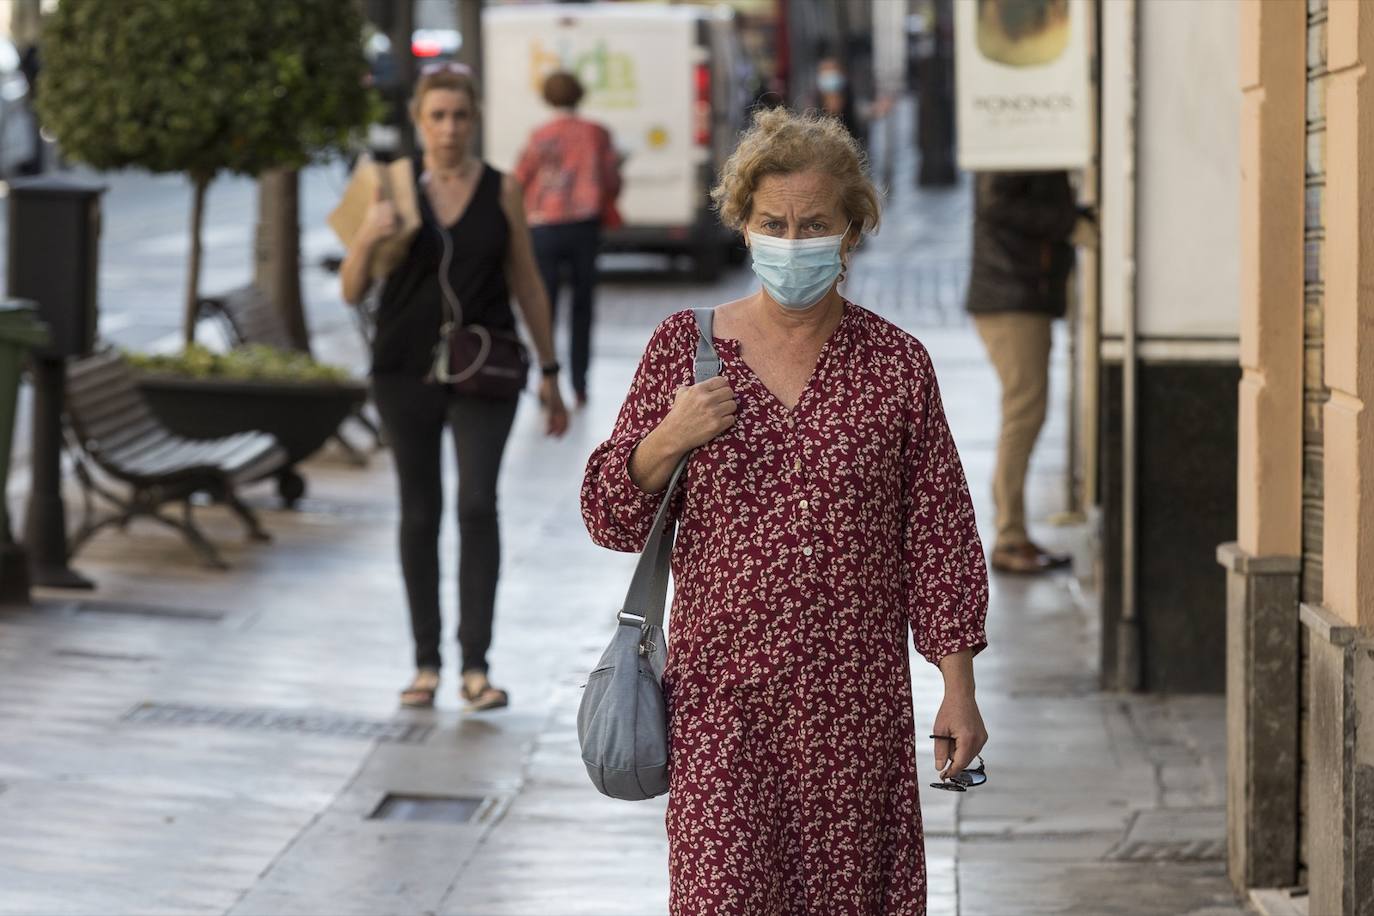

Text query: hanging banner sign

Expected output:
[955,0,1092,171]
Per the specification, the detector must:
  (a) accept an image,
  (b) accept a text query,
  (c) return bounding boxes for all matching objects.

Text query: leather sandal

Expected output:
[399,668,440,708]
[461,670,509,713]
[990,542,1072,575]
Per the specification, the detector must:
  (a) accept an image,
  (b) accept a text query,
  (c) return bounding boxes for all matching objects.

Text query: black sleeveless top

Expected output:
[371,163,515,377]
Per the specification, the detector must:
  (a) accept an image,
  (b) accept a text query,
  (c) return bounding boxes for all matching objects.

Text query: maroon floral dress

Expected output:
[581,302,988,915]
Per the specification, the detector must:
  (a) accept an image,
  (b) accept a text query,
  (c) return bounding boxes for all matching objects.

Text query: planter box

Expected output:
[134,373,369,505]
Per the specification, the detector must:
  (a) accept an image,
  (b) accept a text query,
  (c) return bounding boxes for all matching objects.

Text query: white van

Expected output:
[482,3,752,279]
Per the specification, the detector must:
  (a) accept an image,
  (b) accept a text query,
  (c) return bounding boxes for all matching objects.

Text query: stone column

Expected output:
[1304,0,1374,912]
[1300,604,1374,915]
[1222,0,1305,896]
[1219,546,1301,892]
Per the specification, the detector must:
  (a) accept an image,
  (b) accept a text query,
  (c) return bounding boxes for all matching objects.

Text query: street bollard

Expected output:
[0,300,50,604]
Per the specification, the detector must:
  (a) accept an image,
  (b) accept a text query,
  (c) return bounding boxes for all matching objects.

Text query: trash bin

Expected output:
[0,299,50,604]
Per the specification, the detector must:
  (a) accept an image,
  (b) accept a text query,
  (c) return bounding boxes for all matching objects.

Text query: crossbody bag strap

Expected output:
[617,309,720,634]
[428,163,488,332]
[435,218,462,331]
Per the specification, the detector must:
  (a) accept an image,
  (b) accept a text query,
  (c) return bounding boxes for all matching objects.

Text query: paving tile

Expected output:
[228,814,485,916]
[958,845,1244,915]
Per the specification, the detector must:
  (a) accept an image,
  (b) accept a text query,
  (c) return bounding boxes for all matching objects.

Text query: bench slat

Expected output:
[66,351,284,487]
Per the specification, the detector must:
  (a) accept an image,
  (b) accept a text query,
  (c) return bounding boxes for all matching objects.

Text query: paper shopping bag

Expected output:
[327,155,421,282]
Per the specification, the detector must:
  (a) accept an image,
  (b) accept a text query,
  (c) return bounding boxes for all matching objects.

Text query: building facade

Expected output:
[1095,0,1241,695]
[1222,0,1373,912]
[1080,0,1370,908]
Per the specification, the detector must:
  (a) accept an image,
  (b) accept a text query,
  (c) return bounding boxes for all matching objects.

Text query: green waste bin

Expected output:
[0,299,49,604]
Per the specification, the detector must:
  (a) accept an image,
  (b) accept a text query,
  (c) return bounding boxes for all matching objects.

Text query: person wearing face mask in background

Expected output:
[582,108,988,913]
[810,54,893,151]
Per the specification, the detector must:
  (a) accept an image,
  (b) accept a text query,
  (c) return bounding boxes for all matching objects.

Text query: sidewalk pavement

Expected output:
[0,123,1245,914]
[0,309,1245,915]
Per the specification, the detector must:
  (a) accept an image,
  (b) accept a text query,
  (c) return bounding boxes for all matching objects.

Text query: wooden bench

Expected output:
[65,350,289,569]
[197,285,298,351]
[197,285,382,458]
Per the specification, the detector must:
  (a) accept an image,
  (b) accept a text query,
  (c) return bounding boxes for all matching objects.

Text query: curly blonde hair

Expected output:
[711,107,881,236]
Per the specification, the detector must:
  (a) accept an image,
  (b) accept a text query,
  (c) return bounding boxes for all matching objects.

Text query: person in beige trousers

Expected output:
[965,171,1080,574]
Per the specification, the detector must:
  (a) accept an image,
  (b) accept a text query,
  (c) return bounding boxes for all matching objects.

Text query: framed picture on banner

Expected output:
[955,0,1092,171]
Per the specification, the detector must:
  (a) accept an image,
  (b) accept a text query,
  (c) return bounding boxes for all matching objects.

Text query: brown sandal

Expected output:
[400,668,440,708]
[990,542,1072,575]
[461,670,509,713]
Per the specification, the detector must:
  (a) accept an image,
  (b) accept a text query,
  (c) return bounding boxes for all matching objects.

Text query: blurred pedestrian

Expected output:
[513,70,622,409]
[582,108,988,913]
[810,54,892,150]
[339,63,569,712]
[18,43,43,175]
[965,170,1078,574]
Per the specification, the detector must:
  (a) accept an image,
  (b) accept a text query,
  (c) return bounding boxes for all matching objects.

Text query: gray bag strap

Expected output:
[691,307,721,381]
[617,309,720,635]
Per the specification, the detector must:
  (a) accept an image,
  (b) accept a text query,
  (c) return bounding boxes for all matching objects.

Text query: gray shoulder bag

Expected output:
[576,308,721,801]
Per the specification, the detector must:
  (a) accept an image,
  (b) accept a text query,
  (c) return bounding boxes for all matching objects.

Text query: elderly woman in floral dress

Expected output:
[581,108,989,915]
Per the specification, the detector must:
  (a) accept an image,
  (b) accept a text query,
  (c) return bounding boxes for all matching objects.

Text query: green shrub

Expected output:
[125,345,352,384]
[38,0,378,341]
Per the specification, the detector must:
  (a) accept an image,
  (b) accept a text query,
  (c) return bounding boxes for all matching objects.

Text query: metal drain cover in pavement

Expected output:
[370,794,492,824]
[49,599,225,623]
[54,648,158,663]
[123,702,434,744]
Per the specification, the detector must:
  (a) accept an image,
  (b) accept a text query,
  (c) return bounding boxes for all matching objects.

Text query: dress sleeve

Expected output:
[901,343,989,666]
[581,314,693,552]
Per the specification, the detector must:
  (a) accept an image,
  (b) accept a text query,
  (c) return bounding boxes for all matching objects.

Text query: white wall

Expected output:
[1102,0,1241,342]
[1099,0,1135,343]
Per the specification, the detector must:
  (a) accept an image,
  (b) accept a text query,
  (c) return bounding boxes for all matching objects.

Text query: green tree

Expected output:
[37,0,376,344]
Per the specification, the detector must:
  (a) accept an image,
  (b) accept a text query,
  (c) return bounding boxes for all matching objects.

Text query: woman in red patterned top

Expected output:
[514,71,622,408]
[581,108,990,914]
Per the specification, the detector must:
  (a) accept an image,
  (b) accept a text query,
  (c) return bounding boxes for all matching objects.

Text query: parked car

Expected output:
[0,38,38,177]
[482,3,754,280]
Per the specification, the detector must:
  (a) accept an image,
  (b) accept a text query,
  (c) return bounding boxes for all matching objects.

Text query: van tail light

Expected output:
[694,62,711,146]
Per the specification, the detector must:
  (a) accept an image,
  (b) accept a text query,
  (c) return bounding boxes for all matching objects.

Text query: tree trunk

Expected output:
[254,167,311,353]
[183,173,210,346]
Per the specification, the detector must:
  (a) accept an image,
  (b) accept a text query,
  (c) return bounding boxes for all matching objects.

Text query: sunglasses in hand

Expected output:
[928,734,988,792]
[929,756,987,792]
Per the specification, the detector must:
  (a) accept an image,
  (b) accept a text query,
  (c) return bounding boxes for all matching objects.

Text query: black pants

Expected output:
[532,219,600,398]
[373,375,519,674]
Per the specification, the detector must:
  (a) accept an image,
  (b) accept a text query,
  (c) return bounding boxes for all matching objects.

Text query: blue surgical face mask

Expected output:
[818,71,847,94]
[747,223,851,311]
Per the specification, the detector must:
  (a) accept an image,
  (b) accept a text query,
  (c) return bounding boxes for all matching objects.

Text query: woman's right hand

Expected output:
[627,377,736,494]
[661,377,737,453]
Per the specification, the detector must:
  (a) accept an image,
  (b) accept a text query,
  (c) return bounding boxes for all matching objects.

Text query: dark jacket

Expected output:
[965,171,1078,318]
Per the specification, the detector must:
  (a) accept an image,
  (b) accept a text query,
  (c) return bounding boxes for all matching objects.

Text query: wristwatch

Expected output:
[540,361,561,378]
